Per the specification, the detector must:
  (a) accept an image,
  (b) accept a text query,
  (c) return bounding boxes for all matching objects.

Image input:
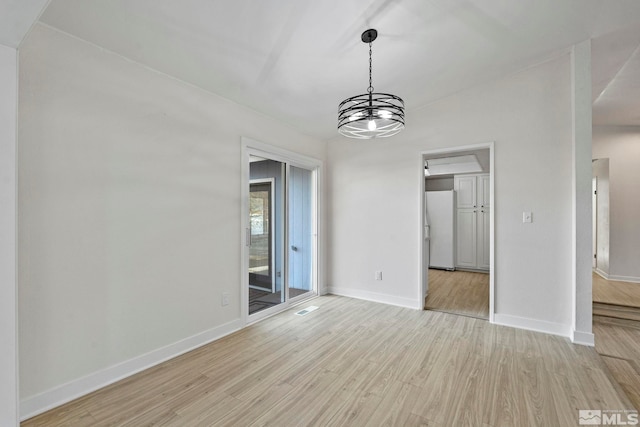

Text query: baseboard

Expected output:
[594,269,640,284]
[608,274,640,284]
[326,286,422,310]
[571,329,595,347]
[493,313,570,338]
[20,318,244,421]
[595,268,610,279]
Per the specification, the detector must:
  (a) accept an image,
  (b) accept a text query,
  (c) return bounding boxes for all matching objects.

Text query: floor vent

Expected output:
[295,306,319,316]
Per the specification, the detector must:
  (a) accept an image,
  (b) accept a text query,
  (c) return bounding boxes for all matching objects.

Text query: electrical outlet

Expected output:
[221,292,230,306]
[375,271,383,281]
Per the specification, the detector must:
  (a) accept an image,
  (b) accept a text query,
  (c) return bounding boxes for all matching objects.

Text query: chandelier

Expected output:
[338,29,405,139]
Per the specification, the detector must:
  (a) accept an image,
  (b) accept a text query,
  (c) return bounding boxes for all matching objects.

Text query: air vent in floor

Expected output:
[295,306,319,316]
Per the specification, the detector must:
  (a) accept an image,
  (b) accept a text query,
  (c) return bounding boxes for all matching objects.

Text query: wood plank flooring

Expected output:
[594,320,640,411]
[425,269,489,319]
[23,295,634,427]
[592,271,640,411]
[593,272,640,308]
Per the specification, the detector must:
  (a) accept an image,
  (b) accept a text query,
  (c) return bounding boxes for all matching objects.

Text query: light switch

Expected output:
[523,212,532,223]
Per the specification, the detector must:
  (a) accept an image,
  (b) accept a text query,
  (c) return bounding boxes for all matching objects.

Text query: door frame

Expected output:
[592,176,597,269]
[420,142,495,322]
[241,137,322,325]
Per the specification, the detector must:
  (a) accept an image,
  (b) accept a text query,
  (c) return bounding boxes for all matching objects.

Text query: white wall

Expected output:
[0,43,18,427]
[327,54,575,332]
[18,23,325,416]
[593,126,640,282]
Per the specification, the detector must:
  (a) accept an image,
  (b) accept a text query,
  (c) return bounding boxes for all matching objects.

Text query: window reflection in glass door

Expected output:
[249,180,274,291]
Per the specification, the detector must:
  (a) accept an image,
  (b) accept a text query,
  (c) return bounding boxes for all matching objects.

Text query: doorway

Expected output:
[243,140,320,323]
[421,144,494,321]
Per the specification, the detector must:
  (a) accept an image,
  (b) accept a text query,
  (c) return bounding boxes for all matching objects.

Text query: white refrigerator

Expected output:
[425,190,456,270]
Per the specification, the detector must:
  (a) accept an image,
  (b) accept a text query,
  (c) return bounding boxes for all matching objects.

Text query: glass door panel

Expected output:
[249,182,272,290]
[288,166,314,300]
[248,157,285,315]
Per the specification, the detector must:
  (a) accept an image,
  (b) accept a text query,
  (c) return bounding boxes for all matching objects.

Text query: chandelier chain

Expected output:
[368,42,373,93]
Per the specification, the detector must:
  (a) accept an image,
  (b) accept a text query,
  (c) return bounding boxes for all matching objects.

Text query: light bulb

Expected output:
[378,110,392,119]
[368,119,377,131]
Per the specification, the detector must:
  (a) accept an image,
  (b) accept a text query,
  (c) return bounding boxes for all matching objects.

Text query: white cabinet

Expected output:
[455,174,490,209]
[454,174,490,271]
[456,209,477,268]
[454,175,477,208]
[479,174,490,209]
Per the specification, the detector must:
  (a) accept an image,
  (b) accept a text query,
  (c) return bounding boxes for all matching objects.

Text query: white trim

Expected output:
[0,45,19,427]
[607,275,640,284]
[571,329,595,347]
[20,319,243,421]
[494,313,570,338]
[327,286,421,310]
[594,268,640,284]
[242,137,321,170]
[420,142,495,323]
[594,268,609,280]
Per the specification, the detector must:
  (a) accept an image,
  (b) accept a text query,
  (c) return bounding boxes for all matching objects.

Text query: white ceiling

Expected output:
[0,0,50,48]
[17,1,640,139]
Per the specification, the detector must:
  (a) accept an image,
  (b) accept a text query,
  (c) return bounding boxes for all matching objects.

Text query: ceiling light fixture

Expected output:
[338,29,405,139]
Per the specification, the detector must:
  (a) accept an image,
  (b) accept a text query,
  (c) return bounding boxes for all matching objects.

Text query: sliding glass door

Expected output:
[246,151,318,321]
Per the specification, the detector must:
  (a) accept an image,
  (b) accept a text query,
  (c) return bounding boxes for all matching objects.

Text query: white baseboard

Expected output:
[493,313,570,338]
[594,269,640,284]
[594,268,609,279]
[20,318,243,421]
[608,274,640,284]
[326,286,421,310]
[571,329,595,347]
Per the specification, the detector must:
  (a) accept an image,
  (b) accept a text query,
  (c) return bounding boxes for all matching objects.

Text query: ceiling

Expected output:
[9,1,640,139]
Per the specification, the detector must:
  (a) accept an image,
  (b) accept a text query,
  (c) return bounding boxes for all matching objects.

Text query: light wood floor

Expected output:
[594,320,640,411]
[425,269,489,319]
[593,272,640,308]
[23,295,633,427]
[593,272,640,411]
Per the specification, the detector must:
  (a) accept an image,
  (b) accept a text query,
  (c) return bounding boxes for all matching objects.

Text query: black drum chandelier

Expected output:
[338,29,405,139]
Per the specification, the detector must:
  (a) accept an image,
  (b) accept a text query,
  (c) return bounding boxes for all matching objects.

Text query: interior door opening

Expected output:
[422,144,494,321]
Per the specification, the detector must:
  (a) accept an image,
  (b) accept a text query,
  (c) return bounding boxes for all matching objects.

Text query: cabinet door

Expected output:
[456,209,477,268]
[477,208,490,270]
[478,174,490,208]
[454,175,477,208]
